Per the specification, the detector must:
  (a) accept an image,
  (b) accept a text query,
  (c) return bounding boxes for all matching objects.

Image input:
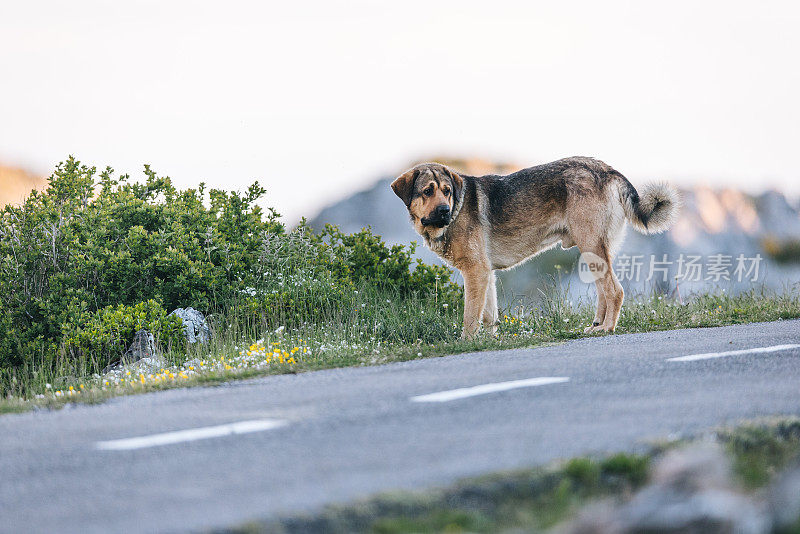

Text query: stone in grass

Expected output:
[103,329,166,374]
[563,444,770,534]
[769,464,800,531]
[169,307,211,344]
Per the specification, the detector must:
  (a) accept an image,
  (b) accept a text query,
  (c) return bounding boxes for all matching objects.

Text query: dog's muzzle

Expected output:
[421,204,451,228]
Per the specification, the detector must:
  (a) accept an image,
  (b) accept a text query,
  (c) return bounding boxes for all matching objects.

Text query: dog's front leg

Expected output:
[482,271,498,336]
[462,267,491,339]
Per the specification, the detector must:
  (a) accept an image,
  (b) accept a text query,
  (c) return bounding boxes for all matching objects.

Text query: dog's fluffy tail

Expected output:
[616,173,680,235]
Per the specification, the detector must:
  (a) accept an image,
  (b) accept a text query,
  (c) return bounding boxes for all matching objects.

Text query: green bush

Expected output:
[315,225,458,299]
[0,157,462,395]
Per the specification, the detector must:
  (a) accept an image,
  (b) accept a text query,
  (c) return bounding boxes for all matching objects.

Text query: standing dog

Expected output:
[391,157,679,338]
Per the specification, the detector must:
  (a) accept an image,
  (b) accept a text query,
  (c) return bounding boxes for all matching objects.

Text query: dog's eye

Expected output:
[442,188,450,196]
[423,186,434,196]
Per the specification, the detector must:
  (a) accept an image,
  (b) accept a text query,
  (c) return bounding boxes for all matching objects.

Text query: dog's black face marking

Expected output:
[421,203,451,227]
[412,172,452,228]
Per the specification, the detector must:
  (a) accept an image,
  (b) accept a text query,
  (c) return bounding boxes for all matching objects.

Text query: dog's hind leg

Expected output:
[600,254,624,332]
[462,267,491,339]
[482,271,498,336]
[585,279,607,334]
[588,244,623,332]
[574,236,619,333]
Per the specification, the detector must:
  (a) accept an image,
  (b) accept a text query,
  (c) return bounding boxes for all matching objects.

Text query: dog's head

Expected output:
[391,163,463,239]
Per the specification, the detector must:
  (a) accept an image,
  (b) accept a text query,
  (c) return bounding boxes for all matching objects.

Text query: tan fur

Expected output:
[391,158,679,339]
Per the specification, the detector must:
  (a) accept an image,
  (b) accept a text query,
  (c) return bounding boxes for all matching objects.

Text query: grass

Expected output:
[225,418,800,534]
[2,285,799,414]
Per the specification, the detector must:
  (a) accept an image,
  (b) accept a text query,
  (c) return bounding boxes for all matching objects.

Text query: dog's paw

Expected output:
[585,323,615,334]
[584,322,602,334]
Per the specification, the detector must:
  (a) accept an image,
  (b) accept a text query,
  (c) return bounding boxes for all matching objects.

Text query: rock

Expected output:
[646,443,732,492]
[102,329,159,373]
[123,329,157,361]
[768,464,800,530]
[563,444,770,534]
[169,307,211,344]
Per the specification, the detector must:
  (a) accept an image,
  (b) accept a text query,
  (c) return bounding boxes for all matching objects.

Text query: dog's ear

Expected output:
[442,167,463,203]
[391,168,419,207]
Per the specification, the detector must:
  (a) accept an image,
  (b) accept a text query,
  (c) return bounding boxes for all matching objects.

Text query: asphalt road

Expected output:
[2,320,800,533]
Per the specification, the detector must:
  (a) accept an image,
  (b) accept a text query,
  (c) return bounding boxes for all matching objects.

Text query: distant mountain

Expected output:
[0,163,45,206]
[309,158,800,304]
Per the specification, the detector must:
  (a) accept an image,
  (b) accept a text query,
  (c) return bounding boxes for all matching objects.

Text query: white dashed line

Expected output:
[95,419,288,451]
[410,377,570,403]
[666,344,800,362]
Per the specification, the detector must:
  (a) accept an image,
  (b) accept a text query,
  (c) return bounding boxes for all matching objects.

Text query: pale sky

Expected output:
[1,1,799,222]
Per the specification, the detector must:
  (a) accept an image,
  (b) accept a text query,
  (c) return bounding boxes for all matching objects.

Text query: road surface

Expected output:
[2,320,799,533]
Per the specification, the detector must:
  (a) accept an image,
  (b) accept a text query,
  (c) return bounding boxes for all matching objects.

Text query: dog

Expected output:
[391,157,679,339]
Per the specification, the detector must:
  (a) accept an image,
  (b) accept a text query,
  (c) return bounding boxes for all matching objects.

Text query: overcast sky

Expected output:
[1,1,799,221]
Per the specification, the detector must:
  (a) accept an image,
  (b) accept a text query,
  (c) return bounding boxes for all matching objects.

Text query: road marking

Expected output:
[95,418,288,451]
[410,377,570,403]
[667,344,800,362]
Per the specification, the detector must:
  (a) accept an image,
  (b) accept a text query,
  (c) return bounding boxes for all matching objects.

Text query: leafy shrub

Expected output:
[0,157,462,394]
[315,225,458,299]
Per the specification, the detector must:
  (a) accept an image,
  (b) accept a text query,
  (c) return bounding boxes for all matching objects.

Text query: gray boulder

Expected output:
[564,444,770,534]
[768,464,800,530]
[123,329,157,361]
[169,307,211,344]
[102,329,162,373]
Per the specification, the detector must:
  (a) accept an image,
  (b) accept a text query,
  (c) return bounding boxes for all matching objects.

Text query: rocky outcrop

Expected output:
[562,444,784,534]
[102,329,166,374]
[169,307,211,344]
